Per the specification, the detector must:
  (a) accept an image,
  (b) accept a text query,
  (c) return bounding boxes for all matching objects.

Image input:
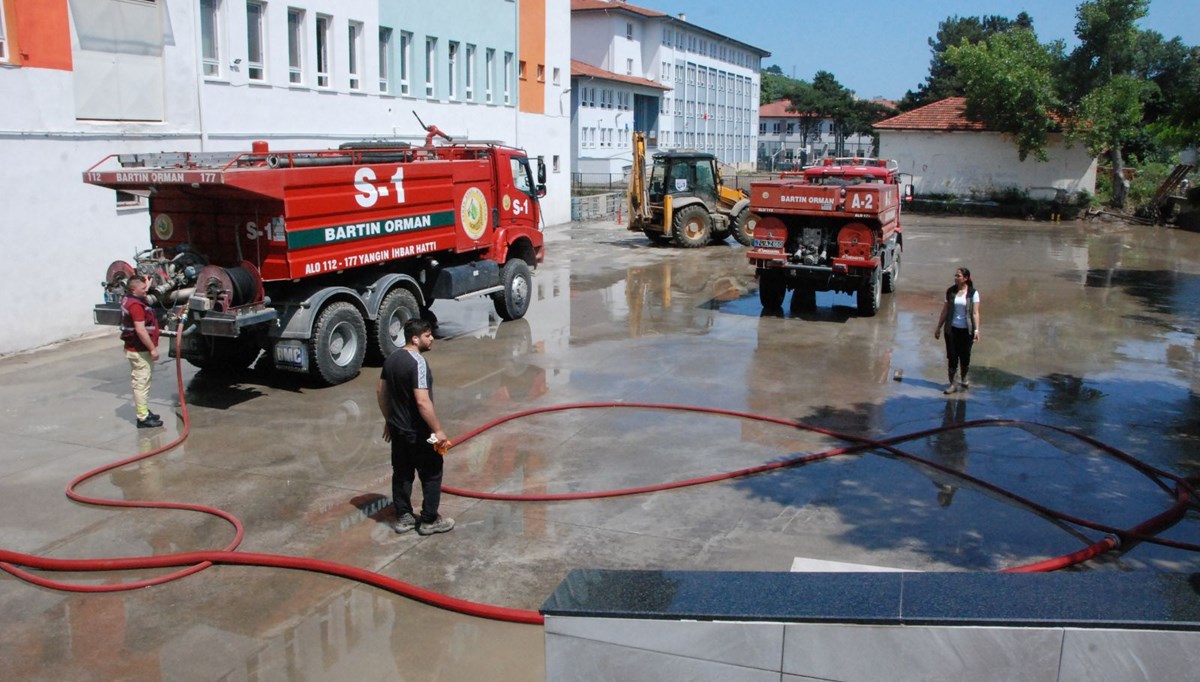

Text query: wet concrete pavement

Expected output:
[3,215,1200,680]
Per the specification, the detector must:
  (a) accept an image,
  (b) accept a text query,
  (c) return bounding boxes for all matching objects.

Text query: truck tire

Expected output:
[672,205,712,248]
[789,284,816,312]
[732,209,757,247]
[643,227,671,245]
[493,259,532,321]
[882,251,900,293]
[758,270,786,310]
[310,301,367,385]
[370,288,420,362]
[857,266,882,317]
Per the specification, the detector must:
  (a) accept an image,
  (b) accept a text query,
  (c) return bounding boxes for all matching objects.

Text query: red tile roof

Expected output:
[571,0,667,19]
[571,60,672,90]
[761,98,899,118]
[873,97,988,131]
[759,100,808,118]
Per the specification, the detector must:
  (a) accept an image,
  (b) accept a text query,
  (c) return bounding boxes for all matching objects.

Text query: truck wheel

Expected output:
[310,301,367,385]
[758,271,786,310]
[732,209,757,247]
[643,227,671,245]
[790,285,816,312]
[370,288,420,362]
[857,266,882,317]
[493,259,532,321]
[672,205,712,248]
[882,251,900,293]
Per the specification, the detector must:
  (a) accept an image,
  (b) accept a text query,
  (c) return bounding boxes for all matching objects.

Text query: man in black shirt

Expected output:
[377,318,454,535]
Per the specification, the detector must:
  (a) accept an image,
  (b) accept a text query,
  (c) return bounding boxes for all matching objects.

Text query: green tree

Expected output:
[779,80,826,153]
[1062,0,1151,207]
[899,13,1033,111]
[944,28,1061,161]
[1151,46,1200,151]
[761,64,805,105]
[811,71,859,156]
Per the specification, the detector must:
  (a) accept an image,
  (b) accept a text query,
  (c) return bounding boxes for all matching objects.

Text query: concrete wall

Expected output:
[545,616,1200,681]
[542,570,1200,682]
[0,0,569,356]
[879,130,1098,199]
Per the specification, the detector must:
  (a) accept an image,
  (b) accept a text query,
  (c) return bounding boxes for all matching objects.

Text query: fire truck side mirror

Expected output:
[535,156,547,197]
[904,184,914,202]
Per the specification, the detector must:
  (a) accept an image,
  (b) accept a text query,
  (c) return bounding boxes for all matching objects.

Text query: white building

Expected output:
[757,99,881,171]
[875,98,1097,199]
[0,0,568,355]
[570,0,769,181]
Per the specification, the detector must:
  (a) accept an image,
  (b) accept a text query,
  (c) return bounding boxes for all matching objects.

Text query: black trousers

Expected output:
[389,429,444,523]
[944,326,974,379]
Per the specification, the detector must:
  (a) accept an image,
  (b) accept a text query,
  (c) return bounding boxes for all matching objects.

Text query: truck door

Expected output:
[694,159,718,210]
[498,152,540,232]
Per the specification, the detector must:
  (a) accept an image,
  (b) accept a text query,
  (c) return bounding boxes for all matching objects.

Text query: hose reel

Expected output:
[194,262,265,312]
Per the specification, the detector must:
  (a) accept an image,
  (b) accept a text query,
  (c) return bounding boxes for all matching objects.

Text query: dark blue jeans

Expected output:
[389,429,443,523]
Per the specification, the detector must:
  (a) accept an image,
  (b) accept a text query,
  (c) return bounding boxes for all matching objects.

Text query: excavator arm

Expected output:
[628,131,651,226]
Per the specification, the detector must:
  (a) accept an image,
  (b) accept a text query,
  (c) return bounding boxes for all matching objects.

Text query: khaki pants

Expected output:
[126,349,154,419]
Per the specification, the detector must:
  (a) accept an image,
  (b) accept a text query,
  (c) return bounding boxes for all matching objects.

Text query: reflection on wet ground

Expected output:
[3,216,1200,679]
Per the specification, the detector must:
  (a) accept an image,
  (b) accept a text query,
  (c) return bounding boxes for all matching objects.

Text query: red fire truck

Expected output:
[86,122,546,384]
[747,158,910,316]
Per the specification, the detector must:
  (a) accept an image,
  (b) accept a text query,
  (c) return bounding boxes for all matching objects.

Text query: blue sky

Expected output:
[627,0,1200,100]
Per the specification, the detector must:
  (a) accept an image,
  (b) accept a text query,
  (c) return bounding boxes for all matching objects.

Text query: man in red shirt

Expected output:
[121,275,162,428]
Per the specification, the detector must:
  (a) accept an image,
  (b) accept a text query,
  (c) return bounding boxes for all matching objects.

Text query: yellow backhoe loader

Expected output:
[627,131,756,248]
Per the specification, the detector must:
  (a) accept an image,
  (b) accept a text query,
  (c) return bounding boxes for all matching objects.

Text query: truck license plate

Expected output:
[273,341,308,371]
[753,239,785,249]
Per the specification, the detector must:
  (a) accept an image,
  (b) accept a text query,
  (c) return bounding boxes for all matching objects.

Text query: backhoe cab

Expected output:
[628,132,754,248]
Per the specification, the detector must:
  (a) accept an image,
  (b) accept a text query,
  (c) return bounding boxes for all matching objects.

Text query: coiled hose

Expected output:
[2,328,1199,625]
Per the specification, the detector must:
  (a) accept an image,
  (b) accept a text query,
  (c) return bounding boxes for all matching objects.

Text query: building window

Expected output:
[378,27,392,93]
[348,21,363,90]
[447,41,458,99]
[245,1,265,81]
[503,51,512,104]
[287,8,304,84]
[552,155,560,173]
[200,0,222,77]
[625,22,632,40]
[518,60,526,80]
[552,66,560,86]
[116,190,144,208]
[485,48,494,102]
[465,44,475,99]
[625,58,632,75]
[425,36,436,98]
[315,14,331,87]
[399,31,411,95]
[536,63,544,82]
[0,0,7,63]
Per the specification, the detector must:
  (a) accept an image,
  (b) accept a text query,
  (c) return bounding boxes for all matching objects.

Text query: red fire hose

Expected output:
[1,331,1198,624]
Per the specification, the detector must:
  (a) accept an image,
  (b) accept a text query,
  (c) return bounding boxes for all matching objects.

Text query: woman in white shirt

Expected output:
[933,268,981,394]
